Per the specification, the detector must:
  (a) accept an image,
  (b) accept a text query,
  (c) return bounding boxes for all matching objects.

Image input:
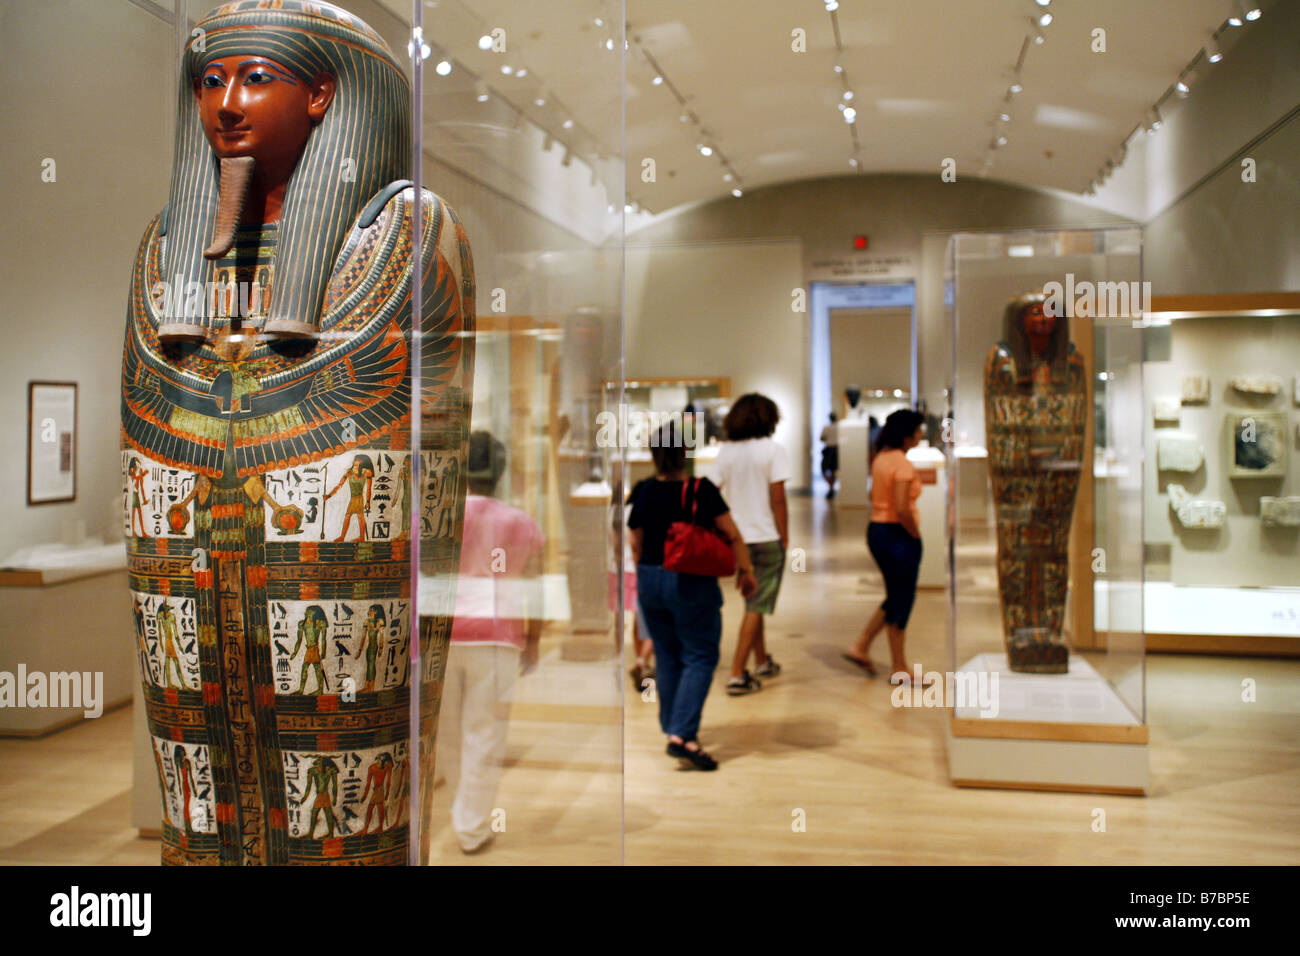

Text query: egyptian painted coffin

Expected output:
[121,1,474,865]
[984,294,1086,674]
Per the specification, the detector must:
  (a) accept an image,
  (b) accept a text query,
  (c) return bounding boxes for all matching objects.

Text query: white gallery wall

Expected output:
[0,0,175,549]
[625,239,809,487]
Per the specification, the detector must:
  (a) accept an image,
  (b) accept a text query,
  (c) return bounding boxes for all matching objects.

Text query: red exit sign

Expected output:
[853,235,869,251]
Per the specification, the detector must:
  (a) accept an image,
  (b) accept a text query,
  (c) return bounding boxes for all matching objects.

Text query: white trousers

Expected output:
[437,643,520,851]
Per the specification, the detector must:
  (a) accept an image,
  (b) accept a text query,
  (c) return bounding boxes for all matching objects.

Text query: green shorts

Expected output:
[745,540,786,615]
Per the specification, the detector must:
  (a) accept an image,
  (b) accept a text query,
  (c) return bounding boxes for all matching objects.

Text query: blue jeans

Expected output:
[867,522,922,629]
[635,564,722,741]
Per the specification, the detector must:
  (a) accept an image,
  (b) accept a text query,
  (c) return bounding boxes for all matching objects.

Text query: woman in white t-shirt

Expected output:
[714,393,791,695]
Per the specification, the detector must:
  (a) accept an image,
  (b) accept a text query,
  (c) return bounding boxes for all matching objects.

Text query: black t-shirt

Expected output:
[627,477,729,567]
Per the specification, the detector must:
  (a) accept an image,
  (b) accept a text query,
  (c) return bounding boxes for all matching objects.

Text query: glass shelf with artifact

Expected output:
[1140,293,1300,657]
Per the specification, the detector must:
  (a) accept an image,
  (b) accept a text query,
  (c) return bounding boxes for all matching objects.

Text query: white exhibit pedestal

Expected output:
[946,653,1149,795]
[837,420,869,507]
[908,444,946,588]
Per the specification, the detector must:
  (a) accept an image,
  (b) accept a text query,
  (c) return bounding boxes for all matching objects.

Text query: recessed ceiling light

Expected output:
[1175,79,1190,97]
[843,90,854,101]
[699,144,713,157]
[516,68,527,78]
[477,34,492,51]
[435,59,452,76]
[1228,0,1246,25]
[843,106,857,123]
[732,188,743,197]
[1039,13,1052,27]
[1205,37,1222,63]
[999,111,1011,122]
[1009,81,1023,94]
[562,118,574,129]
[475,81,489,102]
[652,74,664,86]
[849,157,859,167]
[501,64,513,75]
[723,172,734,182]
[996,135,1008,146]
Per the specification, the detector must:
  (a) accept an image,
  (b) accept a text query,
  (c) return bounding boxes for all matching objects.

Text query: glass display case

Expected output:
[942,228,1148,795]
[1141,298,1300,655]
[0,0,627,865]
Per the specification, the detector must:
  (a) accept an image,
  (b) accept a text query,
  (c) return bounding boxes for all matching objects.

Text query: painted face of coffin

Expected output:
[1021,301,1056,343]
[195,56,334,178]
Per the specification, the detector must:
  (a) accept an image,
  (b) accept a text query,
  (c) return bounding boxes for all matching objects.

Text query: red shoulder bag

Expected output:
[663,479,736,577]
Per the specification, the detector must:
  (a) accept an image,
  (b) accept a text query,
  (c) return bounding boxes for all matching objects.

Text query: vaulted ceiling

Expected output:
[384,0,1268,215]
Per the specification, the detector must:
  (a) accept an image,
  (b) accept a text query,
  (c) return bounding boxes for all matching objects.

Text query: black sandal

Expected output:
[666,740,719,771]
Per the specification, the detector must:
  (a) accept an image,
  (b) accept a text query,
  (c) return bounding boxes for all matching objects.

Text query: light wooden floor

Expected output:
[3,495,1298,865]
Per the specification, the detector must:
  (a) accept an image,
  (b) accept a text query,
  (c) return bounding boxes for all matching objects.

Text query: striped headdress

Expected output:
[159,0,410,340]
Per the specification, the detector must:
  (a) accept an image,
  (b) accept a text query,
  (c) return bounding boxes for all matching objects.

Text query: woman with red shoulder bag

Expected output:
[628,423,756,771]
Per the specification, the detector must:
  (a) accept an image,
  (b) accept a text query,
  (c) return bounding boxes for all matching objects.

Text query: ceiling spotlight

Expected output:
[723,172,734,182]
[1246,4,1262,20]
[1205,36,1222,63]
[1009,80,1023,94]
[435,59,452,76]
[1228,1,1245,25]
[843,90,854,101]
[1031,21,1046,44]
[501,64,513,75]
[995,135,1008,146]
[516,68,528,78]
[562,118,574,130]
[833,63,844,74]
[1145,106,1162,134]
[1036,0,1051,6]
[999,111,1011,123]
[605,38,615,51]
[624,203,633,214]
[594,16,604,27]
[679,111,692,123]
[475,81,489,103]
[1175,78,1190,97]
[825,1,839,11]
[477,34,493,51]
[1038,12,1052,27]
[843,106,857,123]
[534,87,548,106]
[652,74,664,86]
[731,188,743,197]
[699,144,713,157]
[849,157,859,168]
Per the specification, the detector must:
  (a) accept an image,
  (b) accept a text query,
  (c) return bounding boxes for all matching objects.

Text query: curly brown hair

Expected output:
[723,393,780,441]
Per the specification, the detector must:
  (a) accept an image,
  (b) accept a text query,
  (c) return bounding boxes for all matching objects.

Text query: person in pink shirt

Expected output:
[441,431,545,854]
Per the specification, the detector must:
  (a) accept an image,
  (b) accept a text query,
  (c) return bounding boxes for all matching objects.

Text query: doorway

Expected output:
[809,281,917,494]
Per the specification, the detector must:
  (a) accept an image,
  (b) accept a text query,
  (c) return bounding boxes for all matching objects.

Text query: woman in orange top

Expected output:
[844,409,928,685]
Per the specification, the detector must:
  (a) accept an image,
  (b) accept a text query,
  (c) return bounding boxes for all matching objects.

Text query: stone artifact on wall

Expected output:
[1156,432,1205,473]
[121,1,475,865]
[1229,374,1283,397]
[1166,483,1226,529]
[984,293,1086,674]
[1226,412,1287,478]
[1260,496,1300,527]
[1181,374,1210,404]
[1152,397,1180,424]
